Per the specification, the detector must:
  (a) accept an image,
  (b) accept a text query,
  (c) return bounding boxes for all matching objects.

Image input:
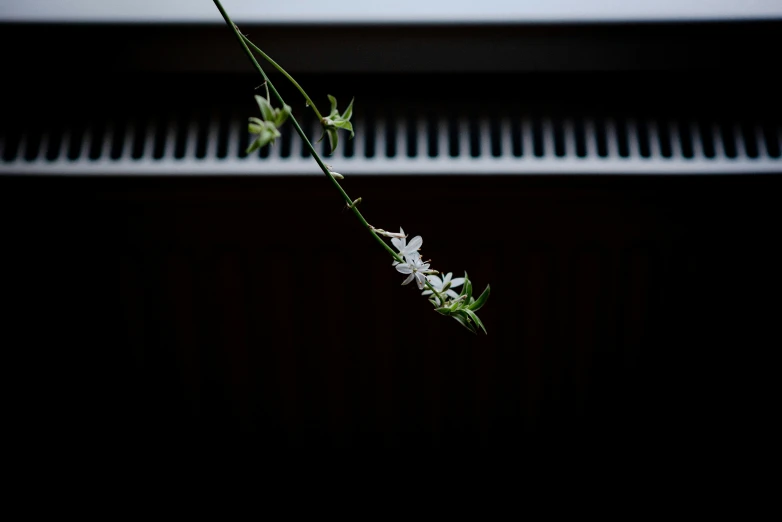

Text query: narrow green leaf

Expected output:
[274,104,292,127]
[342,97,355,120]
[435,307,452,316]
[468,284,491,312]
[333,121,354,138]
[254,126,279,149]
[460,272,470,297]
[255,95,274,121]
[327,128,338,154]
[246,138,261,154]
[463,278,473,300]
[327,94,338,115]
[452,313,476,334]
[334,120,353,133]
[464,309,487,335]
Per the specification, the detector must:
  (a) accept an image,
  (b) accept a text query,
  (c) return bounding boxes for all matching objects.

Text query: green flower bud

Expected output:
[318,95,355,154]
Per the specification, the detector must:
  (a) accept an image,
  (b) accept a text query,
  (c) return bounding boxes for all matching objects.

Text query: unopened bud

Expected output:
[370,226,406,239]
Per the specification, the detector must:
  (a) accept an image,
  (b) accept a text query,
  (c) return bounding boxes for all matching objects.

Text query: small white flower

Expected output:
[395,256,431,290]
[422,272,465,302]
[390,228,422,263]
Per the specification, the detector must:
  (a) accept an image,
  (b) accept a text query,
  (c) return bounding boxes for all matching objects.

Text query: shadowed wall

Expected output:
[3,174,779,448]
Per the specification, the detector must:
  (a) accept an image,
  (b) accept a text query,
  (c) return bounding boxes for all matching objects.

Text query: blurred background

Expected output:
[1,1,780,449]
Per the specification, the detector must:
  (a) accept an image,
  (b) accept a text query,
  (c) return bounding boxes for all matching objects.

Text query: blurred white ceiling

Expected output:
[2,0,782,24]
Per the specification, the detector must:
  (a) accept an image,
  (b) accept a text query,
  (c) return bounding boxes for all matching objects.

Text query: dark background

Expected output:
[4,172,780,449]
[1,20,780,450]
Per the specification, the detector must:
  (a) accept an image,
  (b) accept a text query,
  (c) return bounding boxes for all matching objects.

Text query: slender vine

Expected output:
[211,0,489,333]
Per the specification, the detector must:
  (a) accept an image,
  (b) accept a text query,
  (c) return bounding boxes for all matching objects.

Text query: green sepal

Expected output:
[328,94,338,115]
[435,307,452,316]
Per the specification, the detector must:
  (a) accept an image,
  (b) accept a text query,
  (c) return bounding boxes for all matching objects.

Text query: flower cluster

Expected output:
[392,229,429,289]
[388,227,490,334]
[318,95,354,154]
[423,272,465,305]
[247,95,291,153]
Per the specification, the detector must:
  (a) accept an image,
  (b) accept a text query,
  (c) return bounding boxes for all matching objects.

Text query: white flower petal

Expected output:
[414,272,426,289]
[426,274,442,287]
[446,289,460,299]
[407,235,423,252]
[396,264,412,274]
[391,236,405,251]
[449,277,465,288]
[422,290,433,296]
[443,272,452,284]
[401,273,415,285]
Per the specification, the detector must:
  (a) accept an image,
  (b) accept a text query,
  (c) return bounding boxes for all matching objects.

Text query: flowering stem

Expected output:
[212,0,402,264]
[239,34,324,122]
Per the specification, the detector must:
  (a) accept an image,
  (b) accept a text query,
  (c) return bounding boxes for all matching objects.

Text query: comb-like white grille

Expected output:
[2,110,780,175]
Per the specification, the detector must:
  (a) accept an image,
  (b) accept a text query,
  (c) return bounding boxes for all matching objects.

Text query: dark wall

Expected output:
[3,174,779,449]
[3,16,780,449]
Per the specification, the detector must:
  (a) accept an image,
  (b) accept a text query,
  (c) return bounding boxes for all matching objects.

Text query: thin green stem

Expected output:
[239,34,323,121]
[212,0,402,264]
[425,280,446,305]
